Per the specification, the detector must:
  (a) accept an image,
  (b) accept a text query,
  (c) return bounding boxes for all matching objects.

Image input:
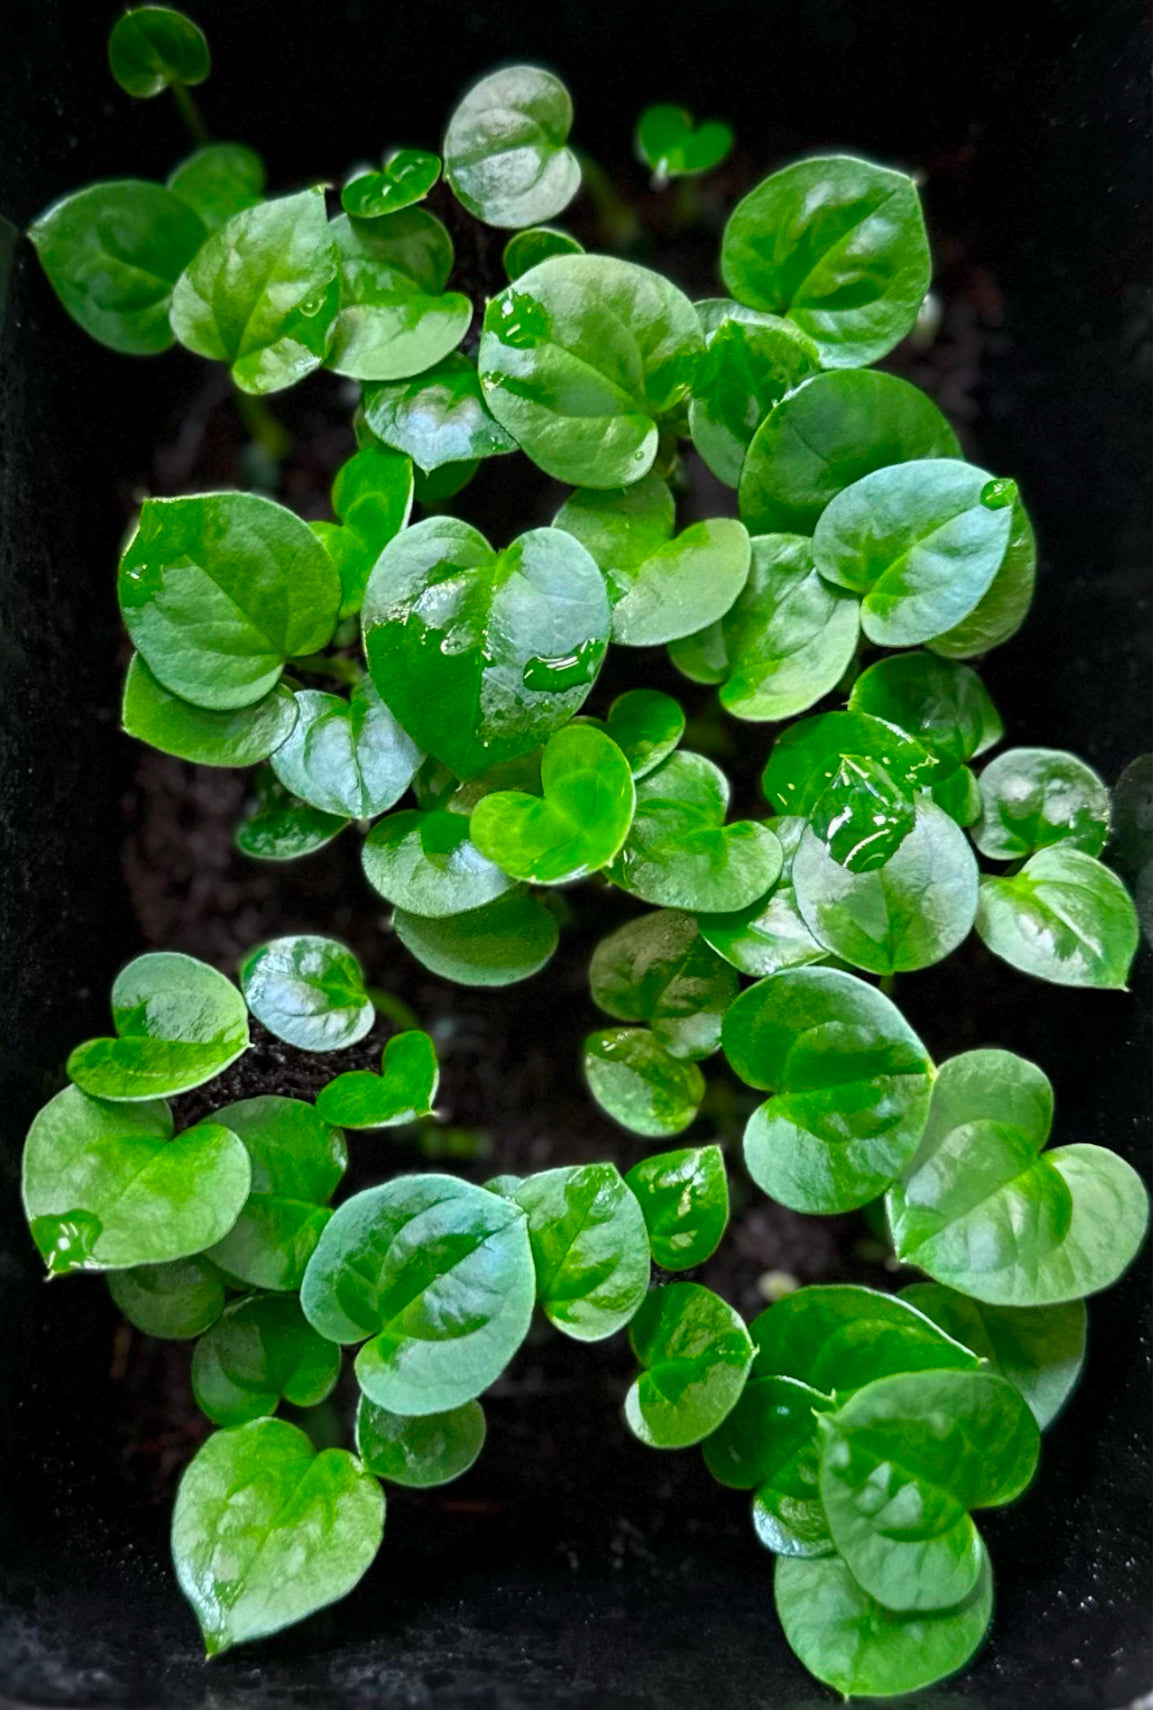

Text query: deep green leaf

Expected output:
[167,144,265,231]
[625,1281,754,1447]
[502,225,583,279]
[363,804,516,917]
[312,443,414,618]
[235,770,348,861]
[362,353,517,472]
[122,654,298,767]
[67,952,249,1100]
[342,150,442,220]
[583,1026,705,1138]
[807,753,917,874]
[239,935,375,1051]
[108,5,209,96]
[973,747,1111,860]
[512,1163,650,1340]
[849,652,1002,770]
[107,1256,226,1339]
[624,1145,729,1270]
[926,495,1036,658]
[749,1283,980,1398]
[356,1394,485,1486]
[696,815,828,978]
[762,710,941,818]
[193,1294,341,1427]
[703,1372,833,1557]
[593,689,685,779]
[976,847,1138,988]
[326,209,470,382]
[688,303,818,486]
[589,908,738,1060]
[394,888,559,986]
[637,106,733,179]
[444,65,580,228]
[315,1031,440,1129]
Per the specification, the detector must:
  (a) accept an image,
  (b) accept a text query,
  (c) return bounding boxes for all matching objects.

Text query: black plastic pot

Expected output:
[1,2,1149,1705]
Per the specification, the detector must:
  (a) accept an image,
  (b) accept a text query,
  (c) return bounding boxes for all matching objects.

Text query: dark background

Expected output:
[0,0,1149,1705]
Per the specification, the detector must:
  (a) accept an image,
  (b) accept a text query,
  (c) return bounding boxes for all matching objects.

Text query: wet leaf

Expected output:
[239,936,375,1051]
[270,678,422,820]
[342,149,441,220]
[67,952,249,1100]
[625,1281,754,1447]
[583,1026,705,1138]
[973,747,1111,860]
[589,908,737,1060]
[326,209,470,382]
[362,353,517,472]
[624,1145,729,1270]
[444,66,580,228]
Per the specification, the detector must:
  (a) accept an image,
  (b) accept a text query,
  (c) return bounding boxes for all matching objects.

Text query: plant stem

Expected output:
[233,389,291,463]
[879,973,898,999]
[366,988,421,1032]
[171,82,208,145]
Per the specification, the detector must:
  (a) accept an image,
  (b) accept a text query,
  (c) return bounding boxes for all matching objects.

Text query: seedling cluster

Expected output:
[19,7,1148,1697]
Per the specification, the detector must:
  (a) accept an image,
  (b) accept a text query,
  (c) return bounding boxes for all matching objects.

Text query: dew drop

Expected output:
[980,477,1019,511]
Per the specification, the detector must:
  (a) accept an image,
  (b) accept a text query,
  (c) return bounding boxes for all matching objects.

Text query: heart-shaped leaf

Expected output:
[774,1543,993,1698]
[479,255,702,488]
[356,1394,485,1487]
[723,967,934,1214]
[814,461,1015,648]
[624,1145,729,1271]
[394,889,560,987]
[503,225,583,279]
[172,1418,384,1656]
[363,517,609,780]
[342,149,442,220]
[887,1048,1149,1304]
[704,1372,834,1558]
[608,752,782,914]
[119,490,341,712]
[470,724,635,884]
[270,677,422,820]
[167,144,265,232]
[67,952,249,1101]
[793,798,980,973]
[696,815,828,979]
[900,1282,1087,1430]
[688,302,819,487]
[204,1096,348,1291]
[315,1031,440,1129]
[590,689,685,779]
[849,652,1003,771]
[122,654,299,768]
[589,908,738,1060]
[444,66,580,228]
[29,181,207,354]
[555,473,751,646]
[235,769,348,862]
[722,155,930,368]
[748,1284,980,1399]
[108,5,209,96]
[739,369,961,537]
[326,209,471,382]
[192,1294,342,1427]
[239,936,375,1051]
[362,352,517,472]
[301,1174,535,1413]
[584,1026,705,1138]
[817,1368,1038,1612]
[171,188,339,394]
[363,803,515,917]
[510,1163,651,1341]
[311,443,413,619]
[23,1085,250,1274]
[636,105,734,179]
[107,1256,226,1340]
[625,1281,754,1448]
[976,847,1138,988]
[973,747,1111,860]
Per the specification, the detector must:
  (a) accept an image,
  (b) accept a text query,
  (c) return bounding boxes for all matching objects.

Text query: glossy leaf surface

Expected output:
[326,209,470,382]
[235,772,348,862]
[748,1283,980,1398]
[584,1027,705,1138]
[271,678,422,820]
[849,652,1003,770]
[122,655,298,768]
[67,952,249,1100]
[362,353,517,472]
[625,1282,754,1448]
[394,889,559,986]
[762,711,940,820]
[315,1031,440,1129]
[512,1164,650,1340]
[583,689,685,780]
[637,105,733,178]
[193,1294,342,1427]
[167,144,265,231]
[107,1256,226,1340]
[362,804,515,917]
[356,1394,485,1487]
[973,747,1111,860]
[239,936,374,1051]
[342,150,441,220]
[444,65,580,228]
[976,847,1138,988]
[624,1145,729,1271]
[704,1372,834,1557]
[696,816,828,979]
[108,5,209,95]
[312,443,414,619]
[470,724,635,883]
[688,303,818,486]
[589,908,738,1060]
[502,225,583,279]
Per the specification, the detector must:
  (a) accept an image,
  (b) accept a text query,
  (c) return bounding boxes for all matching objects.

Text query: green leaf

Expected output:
[119,490,340,711]
[108,5,209,95]
[394,888,559,986]
[674,534,859,723]
[172,1418,384,1656]
[204,1096,348,1291]
[973,747,1111,860]
[738,369,960,537]
[723,967,933,1214]
[703,1372,834,1557]
[554,474,751,646]
[624,1145,728,1270]
[696,815,828,979]
[107,1256,226,1339]
[235,770,348,861]
[900,1282,1087,1429]
[594,688,684,779]
[583,1027,705,1138]
[625,1281,754,1447]
[356,1394,485,1487]
[312,443,414,619]
[849,652,1003,770]
[722,155,930,367]
[270,678,422,820]
[363,517,609,779]
[362,804,515,917]
[608,751,783,913]
[807,754,918,874]
[342,149,442,220]
[814,461,1015,648]
[887,1047,1149,1303]
[976,846,1139,988]
[122,653,298,767]
[503,225,583,279]
[192,1294,341,1427]
[933,762,983,829]
[762,710,941,819]
[362,353,517,472]
[326,210,470,382]
[818,1368,1038,1611]
[469,724,634,884]
[301,1174,535,1412]
[239,935,375,1051]
[774,1545,993,1698]
[23,1085,249,1274]
[444,66,580,228]
[688,303,819,487]
[748,1283,980,1398]
[315,1031,440,1129]
[793,797,979,973]
[167,144,265,232]
[637,106,733,180]
[926,495,1037,658]
[67,951,248,1100]
[589,908,738,1060]
[28,181,206,355]
[170,189,338,394]
[511,1164,650,1341]
[479,255,702,487]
